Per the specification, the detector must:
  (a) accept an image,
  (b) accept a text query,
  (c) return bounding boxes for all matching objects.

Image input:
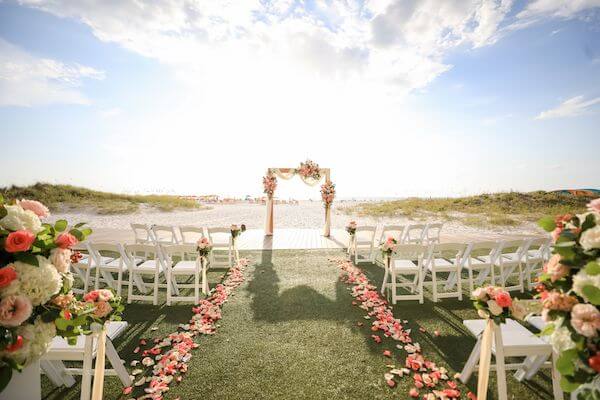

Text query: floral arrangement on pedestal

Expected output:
[298,160,321,181]
[535,198,600,395]
[196,237,213,257]
[346,221,357,236]
[262,175,277,199]
[471,285,526,325]
[320,181,335,207]
[0,196,123,392]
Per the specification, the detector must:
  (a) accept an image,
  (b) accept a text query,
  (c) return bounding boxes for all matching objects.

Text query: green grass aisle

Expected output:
[43,249,556,399]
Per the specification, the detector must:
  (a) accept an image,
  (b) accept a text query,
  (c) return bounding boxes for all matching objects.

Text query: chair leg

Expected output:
[166,271,172,306]
[153,271,159,306]
[105,338,132,386]
[459,336,482,383]
[550,351,564,400]
[493,325,508,400]
[127,269,134,304]
[391,271,397,305]
[457,267,463,301]
[80,334,94,400]
[432,269,437,303]
[381,265,389,295]
[117,270,123,297]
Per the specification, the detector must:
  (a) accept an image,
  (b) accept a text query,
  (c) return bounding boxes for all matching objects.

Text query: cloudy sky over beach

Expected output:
[1,0,599,199]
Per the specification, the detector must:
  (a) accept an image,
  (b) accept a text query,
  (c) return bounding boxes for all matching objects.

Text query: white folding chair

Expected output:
[424,222,443,244]
[465,241,501,294]
[352,225,377,264]
[131,223,155,244]
[179,226,205,245]
[89,243,129,296]
[459,319,562,400]
[160,244,206,305]
[151,225,180,245]
[41,321,132,400]
[523,237,552,290]
[423,243,466,302]
[495,239,530,293]
[514,316,552,382]
[124,244,163,305]
[387,244,427,304]
[207,227,232,268]
[404,224,428,245]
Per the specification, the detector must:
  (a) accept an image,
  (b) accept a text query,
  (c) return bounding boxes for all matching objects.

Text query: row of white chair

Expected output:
[379,237,551,304]
[71,238,232,305]
[350,223,443,263]
[131,223,231,246]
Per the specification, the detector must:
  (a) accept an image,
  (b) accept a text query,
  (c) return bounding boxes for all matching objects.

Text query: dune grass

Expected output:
[0,183,204,214]
[343,191,594,227]
[42,250,555,400]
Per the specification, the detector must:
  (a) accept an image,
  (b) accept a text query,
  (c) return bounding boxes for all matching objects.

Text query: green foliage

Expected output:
[581,286,600,305]
[0,183,202,215]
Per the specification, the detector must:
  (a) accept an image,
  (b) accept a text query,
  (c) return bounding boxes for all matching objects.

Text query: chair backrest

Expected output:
[159,244,199,269]
[498,239,531,259]
[528,236,552,258]
[123,243,158,266]
[354,225,377,242]
[88,242,125,267]
[380,225,405,244]
[179,226,205,245]
[405,224,428,243]
[207,227,232,245]
[131,223,154,244]
[468,241,501,261]
[426,242,466,264]
[391,244,427,261]
[152,225,180,244]
[425,223,443,244]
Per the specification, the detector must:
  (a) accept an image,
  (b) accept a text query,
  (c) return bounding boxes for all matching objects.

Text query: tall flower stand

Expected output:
[0,360,41,400]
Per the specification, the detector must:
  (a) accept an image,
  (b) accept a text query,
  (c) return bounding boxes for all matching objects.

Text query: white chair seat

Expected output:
[171,260,200,274]
[464,319,550,356]
[134,260,162,272]
[526,316,546,331]
[473,255,494,265]
[392,259,420,272]
[502,253,522,262]
[101,258,128,270]
[45,321,128,360]
[427,258,454,270]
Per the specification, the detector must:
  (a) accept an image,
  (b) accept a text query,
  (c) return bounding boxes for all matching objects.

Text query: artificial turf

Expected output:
[42,249,556,399]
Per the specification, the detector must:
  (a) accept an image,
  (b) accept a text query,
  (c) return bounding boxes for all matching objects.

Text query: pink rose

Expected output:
[4,230,35,253]
[571,304,600,338]
[50,248,72,273]
[96,289,114,301]
[587,198,600,213]
[543,254,569,282]
[16,199,50,218]
[0,266,17,288]
[93,301,113,318]
[494,290,512,308]
[472,287,488,301]
[55,232,78,249]
[0,295,32,327]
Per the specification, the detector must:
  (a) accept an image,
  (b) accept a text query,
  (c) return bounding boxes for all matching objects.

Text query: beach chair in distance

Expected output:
[151,225,180,245]
[160,244,206,305]
[352,225,377,264]
[523,237,552,290]
[388,244,427,304]
[424,222,443,244]
[89,243,129,296]
[404,224,428,245]
[179,226,205,245]
[131,223,155,244]
[70,242,98,294]
[423,242,466,301]
[375,225,406,265]
[207,227,233,268]
[466,241,502,293]
[495,239,531,292]
[124,243,163,305]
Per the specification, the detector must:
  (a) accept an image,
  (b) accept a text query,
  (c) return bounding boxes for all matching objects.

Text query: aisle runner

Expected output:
[123,258,250,400]
[331,258,472,400]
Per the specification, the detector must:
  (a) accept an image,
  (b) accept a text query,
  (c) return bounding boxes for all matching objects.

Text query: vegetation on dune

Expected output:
[0,183,204,215]
[343,191,595,227]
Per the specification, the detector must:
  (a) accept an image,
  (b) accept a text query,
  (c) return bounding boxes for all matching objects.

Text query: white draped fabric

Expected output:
[265,167,331,237]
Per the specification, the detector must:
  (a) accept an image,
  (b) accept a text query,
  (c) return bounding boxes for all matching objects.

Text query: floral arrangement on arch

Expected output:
[262,175,277,199]
[533,198,600,394]
[320,181,335,207]
[298,160,321,181]
[0,196,123,392]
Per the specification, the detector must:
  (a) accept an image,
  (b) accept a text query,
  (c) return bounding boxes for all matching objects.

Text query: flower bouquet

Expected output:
[298,159,321,181]
[380,236,398,257]
[230,224,246,240]
[320,181,335,207]
[345,221,357,236]
[262,175,277,199]
[535,198,600,395]
[196,237,213,257]
[0,196,123,392]
[471,285,523,325]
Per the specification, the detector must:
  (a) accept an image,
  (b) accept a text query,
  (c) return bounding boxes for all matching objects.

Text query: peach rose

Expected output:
[4,230,35,253]
[494,291,512,308]
[0,266,17,288]
[543,291,578,311]
[570,304,600,338]
[93,301,113,318]
[49,248,72,273]
[52,293,74,308]
[55,232,78,249]
[16,199,50,219]
[543,254,569,282]
[0,295,32,327]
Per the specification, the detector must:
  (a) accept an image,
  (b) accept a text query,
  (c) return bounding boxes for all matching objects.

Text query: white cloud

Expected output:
[517,0,600,19]
[0,39,104,107]
[535,95,600,120]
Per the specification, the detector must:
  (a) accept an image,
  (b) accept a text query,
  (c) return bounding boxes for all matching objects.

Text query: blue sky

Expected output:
[0,0,599,199]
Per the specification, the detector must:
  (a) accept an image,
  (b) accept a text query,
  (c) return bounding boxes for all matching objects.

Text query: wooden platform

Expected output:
[236,229,347,250]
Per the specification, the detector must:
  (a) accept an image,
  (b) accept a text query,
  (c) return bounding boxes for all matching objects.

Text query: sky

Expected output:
[0,0,599,200]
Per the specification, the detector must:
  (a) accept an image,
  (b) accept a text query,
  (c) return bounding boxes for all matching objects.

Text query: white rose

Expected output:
[572,269,600,303]
[472,287,488,301]
[487,300,503,316]
[580,225,600,250]
[0,205,43,233]
[549,321,576,354]
[49,248,72,273]
[4,256,62,306]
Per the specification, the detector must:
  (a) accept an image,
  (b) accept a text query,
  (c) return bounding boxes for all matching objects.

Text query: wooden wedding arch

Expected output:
[263,165,332,237]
